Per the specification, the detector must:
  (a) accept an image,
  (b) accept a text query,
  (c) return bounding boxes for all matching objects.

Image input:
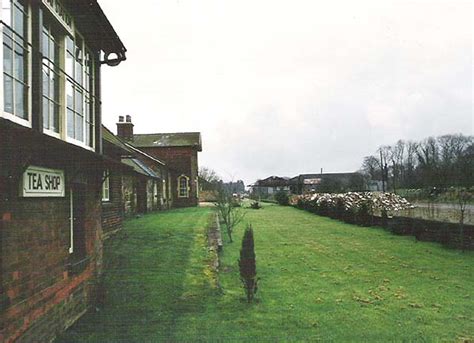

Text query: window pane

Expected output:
[66,36,74,52]
[14,45,24,81]
[66,52,74,77]
[67,109,74,138]
[75,114,83,141]
[42,29,49,57]
[66,81,73,108]
[75,89,83,114]
[52,103,60,132]
[3,42,13,75]
[53,71,60,101]
[2,1,12,27]
[49,72,55,99]
[42,67,49,96]
[14,80,25,119]
[85,122,90,147]
[42,98,49,129]
[13,4,24,37]
[4,76,13,113]
[75,61,83,85]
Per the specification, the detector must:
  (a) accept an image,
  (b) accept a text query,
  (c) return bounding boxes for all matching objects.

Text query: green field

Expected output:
[59,204,474,342]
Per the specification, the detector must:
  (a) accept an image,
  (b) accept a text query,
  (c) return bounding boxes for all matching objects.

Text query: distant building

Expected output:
[250,176,292,198]
[116,116,202,208]
[251,172,367,197]
[294,172,366,194]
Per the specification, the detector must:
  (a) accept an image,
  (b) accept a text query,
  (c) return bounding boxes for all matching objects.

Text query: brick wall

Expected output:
[122,174,137,217]
[102,168,124,239]
[139,147,199,207]
[0,123,104,342]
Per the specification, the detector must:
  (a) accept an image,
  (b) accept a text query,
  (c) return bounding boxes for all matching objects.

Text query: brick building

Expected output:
[102,126,134,237]
[117,116,202,208]
[102,125,171,232]
[0,0,126,341]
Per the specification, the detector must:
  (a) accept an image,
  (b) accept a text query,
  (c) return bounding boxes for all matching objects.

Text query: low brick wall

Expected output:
[293,204,474,250]
[374,215,474,250]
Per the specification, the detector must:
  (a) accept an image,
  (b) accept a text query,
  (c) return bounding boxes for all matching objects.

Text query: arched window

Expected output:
[178,175,189,198]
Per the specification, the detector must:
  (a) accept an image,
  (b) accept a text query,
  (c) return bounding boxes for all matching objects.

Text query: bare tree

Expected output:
[361,155,381,180]
[455,188,472,252]
[199,167,222,191]
[404,140,418,188]
[215,185,245,243]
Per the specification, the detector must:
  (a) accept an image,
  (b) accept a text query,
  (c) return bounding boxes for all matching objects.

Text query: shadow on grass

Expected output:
[57,208,212,342]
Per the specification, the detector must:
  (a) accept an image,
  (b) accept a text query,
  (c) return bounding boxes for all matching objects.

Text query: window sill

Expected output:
[44,128,61,140]
[1,112,31,128]
[66,137,95,152]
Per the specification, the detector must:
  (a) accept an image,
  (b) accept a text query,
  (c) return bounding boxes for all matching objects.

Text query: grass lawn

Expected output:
[59,204,474,342]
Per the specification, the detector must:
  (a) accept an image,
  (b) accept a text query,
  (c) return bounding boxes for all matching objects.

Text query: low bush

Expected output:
[274,191,289,206]
[250,201,262,210]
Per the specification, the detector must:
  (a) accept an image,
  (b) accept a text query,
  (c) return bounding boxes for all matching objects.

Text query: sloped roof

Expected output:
[254,176,291,187]
[124,142,166,166]
[132,132,202,151]
[299,172,361,179]
[121,158,160,179]
[63,0,126,65]
[102,125,133,154]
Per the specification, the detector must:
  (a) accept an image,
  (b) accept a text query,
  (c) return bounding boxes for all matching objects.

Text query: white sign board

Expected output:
[21,166,65,197]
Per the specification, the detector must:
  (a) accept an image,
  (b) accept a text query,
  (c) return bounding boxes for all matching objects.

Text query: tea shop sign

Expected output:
[21,166,65,197]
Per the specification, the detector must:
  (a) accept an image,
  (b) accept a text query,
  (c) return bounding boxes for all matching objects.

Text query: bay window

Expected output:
[65,35,95,147]
[2,0,30,123]
[1,0,96,149]
[41,20,60,133]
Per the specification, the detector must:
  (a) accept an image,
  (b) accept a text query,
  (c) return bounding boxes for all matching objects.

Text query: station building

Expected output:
[117,116,202,208]
[0,0,126,341]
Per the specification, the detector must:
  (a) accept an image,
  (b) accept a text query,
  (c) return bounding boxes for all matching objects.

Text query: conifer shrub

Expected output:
[239,224,258,303]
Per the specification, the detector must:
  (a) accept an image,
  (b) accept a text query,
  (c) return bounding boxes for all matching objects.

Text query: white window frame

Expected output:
[0,0,96,151]
[41,16,62,138]
[102,169,110,202]
[64,32,95,150]
[177,175,189,198]
[0,0,33,127]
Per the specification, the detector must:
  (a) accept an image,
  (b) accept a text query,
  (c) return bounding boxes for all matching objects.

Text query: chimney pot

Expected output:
[126,115,132,123]
[119,115,124,122]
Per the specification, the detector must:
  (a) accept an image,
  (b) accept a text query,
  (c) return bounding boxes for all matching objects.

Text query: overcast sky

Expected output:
[98,0,472,185]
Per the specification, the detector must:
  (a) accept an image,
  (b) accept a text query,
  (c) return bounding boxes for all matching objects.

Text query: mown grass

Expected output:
[59,204,474,342]
[57,207,215,342]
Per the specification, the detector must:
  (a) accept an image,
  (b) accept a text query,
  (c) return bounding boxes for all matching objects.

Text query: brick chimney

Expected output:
[117,115,134,141]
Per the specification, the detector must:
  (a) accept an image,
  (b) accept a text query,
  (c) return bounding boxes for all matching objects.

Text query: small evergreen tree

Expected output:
[239,224,258,303]
[274,190,289,206]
